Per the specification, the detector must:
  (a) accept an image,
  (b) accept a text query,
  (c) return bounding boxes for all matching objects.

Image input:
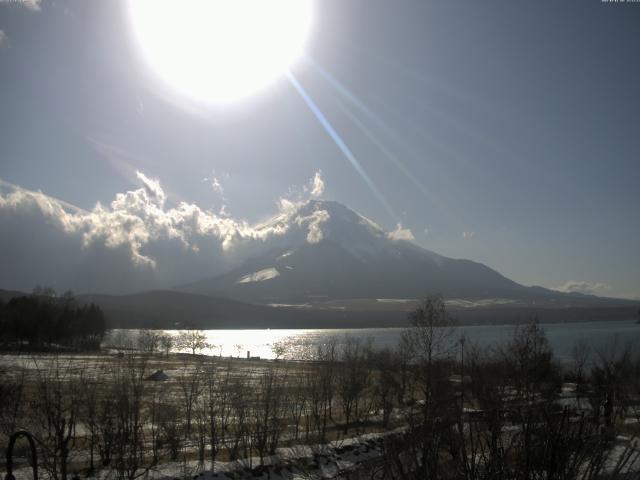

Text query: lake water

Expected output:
[109,320,640,362]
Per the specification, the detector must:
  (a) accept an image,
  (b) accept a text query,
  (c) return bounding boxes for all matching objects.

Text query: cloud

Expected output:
[203,170,226,197]
[135,170,165,205]
[301,170,324,198]
[556,280,612,296]
[0,173,347,293]
[23,0,40,10]
[0,0,41,10]
[462,231,475,239]
[0,30,6,47]
[210,177,224,195]
[0,177,287,293]
[278,171,326,212]
[387,223,415,242]
[297,208,330,244]
[309,171,325,197]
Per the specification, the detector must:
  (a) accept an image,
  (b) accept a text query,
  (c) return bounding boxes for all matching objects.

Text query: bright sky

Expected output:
[0,0,639,298]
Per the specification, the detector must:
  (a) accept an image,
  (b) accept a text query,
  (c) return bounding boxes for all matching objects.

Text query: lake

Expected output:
[108,319,640,362]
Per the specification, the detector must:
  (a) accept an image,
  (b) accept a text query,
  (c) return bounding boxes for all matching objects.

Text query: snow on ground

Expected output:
[267,303,313,309]
[445,298,517,308]
[16,430,399,480]
[375,298,415,303]
[236,268,280,284]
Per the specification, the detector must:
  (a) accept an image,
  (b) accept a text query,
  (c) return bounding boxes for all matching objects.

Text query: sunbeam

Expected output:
[306,57,408,149]
[308,58,464,232]
[334,99,465,233]
[286,71,398,223]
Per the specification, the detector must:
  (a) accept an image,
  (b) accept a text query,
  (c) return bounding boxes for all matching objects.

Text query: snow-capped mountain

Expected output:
[181,200,549,303]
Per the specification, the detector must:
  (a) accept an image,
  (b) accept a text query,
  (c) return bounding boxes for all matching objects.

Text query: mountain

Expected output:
[1,288,635,329]
[2,201,636,329]
[181,200,562,303]
[0,289,25,303]
[0,288,417,328]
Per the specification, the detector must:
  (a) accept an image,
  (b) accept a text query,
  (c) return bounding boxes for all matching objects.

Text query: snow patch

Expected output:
[237,267,280,284]
[376,298,416,303]
[268,303,312,309]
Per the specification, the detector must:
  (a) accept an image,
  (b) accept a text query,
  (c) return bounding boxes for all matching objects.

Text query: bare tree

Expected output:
[80,376,103,476]
[287,371,309,440]
[337,336,373,434]
[271,340,289,360]
[403,294,456,367]
[95,373,118,470]
[0,368,27,439]
[157,402,183,462]
[31,356,83,480]
[372,348,399,429]
[215,361,237,464]
[226,377,250,463]
[137,330,160,353]
[399,294,458,479]
[177,330,209,355]
[590,338,634,435]
[252,367,287,465]
[307,338,338,442]
[158,332,175,357]
[201,359,222,470]
[176,355,205,434]
[502,317,560,405]
[109,330,138,351]
[110,355,153,480]
[569,338,591,409]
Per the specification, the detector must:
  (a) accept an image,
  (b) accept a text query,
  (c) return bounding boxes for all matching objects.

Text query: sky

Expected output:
[0,0,639,298]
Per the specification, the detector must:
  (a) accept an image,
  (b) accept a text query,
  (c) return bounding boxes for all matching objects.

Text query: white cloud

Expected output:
[211,177,224,195]
[0,172,348,293]
[0,171,430,293]
[556,280,612,296]
[387,223,415,242]
[297,208,330,244]
[0,0,41,11]
[279,171,326,213]
[22,0,40,10]
[0,176,297,293]
[203,170,226,197]
[135,170,165,205]
[308,170,325,197]
[0,30,6,47]
[462,231,475,239]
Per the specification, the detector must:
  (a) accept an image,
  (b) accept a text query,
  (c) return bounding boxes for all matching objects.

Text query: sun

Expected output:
[129,0,313,104]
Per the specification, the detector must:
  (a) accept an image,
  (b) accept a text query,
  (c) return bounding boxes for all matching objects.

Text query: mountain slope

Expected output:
[181,200,553,303]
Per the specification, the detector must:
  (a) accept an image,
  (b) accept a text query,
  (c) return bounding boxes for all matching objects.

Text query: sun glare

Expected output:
[129,0,313,103]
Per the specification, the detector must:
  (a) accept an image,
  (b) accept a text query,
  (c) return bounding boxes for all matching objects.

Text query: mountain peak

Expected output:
[279,199,381,227]
[254,199,389,251]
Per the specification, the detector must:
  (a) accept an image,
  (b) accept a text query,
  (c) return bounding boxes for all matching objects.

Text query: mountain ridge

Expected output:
[0,288,636,330]
[3,201,637,328]
[180,199,560,303]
